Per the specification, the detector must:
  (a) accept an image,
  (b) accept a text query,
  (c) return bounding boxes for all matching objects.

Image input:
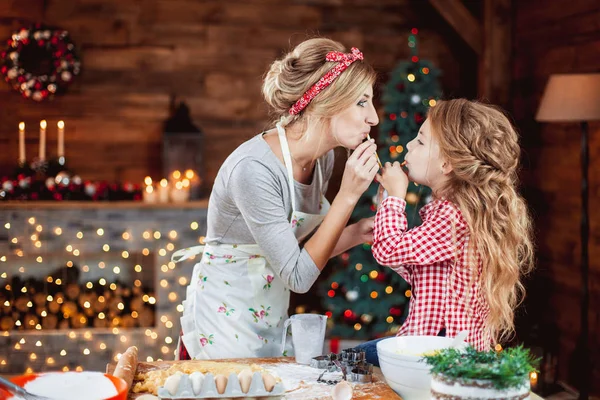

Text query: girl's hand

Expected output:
[376,161,409,199]
[354,216,375,243]
[339,140,379,203]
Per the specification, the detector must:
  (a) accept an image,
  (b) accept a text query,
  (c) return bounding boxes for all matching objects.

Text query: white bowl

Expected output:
[376,336,468,400]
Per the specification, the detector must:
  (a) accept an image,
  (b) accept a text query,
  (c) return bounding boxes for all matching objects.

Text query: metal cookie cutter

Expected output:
[340,348,366,365]
[347,364,374,384]
[310,354,333,370]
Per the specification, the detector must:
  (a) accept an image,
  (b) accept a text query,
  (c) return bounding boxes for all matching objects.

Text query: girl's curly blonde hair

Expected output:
[428,99,535,344]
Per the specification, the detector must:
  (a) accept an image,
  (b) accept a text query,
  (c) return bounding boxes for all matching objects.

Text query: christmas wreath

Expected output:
[0,24,80,101]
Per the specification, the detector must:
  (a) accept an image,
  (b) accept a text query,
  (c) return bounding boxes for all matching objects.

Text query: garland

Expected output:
[422,346,539,390]
[0,24,80,101]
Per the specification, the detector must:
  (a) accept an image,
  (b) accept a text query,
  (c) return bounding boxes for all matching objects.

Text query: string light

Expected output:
[0,210,188,374]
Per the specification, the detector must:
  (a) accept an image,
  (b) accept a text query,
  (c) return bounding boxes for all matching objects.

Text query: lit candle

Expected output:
[529,371,538,391]
[170,180,190,203]
[57,121,65,159]
[39,120,47,161]
[18,122,25,164]
[143,185,157,204]
[158,179,169,203]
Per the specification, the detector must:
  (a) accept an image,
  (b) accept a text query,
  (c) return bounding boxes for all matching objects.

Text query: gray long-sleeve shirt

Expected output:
[204,133,334,294]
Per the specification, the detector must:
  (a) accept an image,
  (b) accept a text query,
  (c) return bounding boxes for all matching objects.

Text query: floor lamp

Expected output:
[536,73,600,400]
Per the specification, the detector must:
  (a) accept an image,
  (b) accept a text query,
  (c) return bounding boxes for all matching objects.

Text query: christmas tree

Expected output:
[321,29,442,339]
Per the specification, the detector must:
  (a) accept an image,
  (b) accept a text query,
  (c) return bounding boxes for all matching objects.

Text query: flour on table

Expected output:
[266,362,383,400]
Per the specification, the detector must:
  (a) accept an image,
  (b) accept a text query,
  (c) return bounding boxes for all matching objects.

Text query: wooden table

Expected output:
[107,357,545,400]
[107,357,400,399]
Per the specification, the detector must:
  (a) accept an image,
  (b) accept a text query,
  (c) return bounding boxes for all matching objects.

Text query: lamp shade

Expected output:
[535,73,600,122]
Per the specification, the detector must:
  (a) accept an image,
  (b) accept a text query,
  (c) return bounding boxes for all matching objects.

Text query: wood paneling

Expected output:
[0,0,473,185]
[513,0,600,394]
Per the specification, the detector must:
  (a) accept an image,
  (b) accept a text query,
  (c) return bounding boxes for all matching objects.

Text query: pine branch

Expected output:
[422,346,539,390]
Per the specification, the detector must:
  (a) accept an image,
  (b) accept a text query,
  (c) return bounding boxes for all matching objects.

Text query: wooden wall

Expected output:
[512,0,600,393]
[0,0,475,187]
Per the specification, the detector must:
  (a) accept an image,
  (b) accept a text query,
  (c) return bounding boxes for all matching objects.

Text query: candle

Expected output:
[170,181,190,203]
[184,169,202,199]
[39,120,47,161]
[529,371,538,391]
[18,122,25,164]
[57,121,65,159]
[158,179,169,203]
[143,185,157,204]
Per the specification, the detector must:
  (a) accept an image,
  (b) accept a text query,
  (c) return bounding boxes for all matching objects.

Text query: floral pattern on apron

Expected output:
[172,123,330,359]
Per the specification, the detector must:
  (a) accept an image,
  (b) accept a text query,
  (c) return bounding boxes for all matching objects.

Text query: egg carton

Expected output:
[157,372,285,399]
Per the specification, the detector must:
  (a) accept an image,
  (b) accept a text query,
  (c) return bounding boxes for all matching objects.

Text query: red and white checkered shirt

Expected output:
[372,196,492,351]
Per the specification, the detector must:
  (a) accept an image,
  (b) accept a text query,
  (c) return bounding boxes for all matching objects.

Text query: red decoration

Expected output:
[411,28,419,35]
[1,25,81,101]
[389,307,402,316]
[411,56,419,63]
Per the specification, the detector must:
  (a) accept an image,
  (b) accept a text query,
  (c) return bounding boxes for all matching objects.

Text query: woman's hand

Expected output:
[339,140,379,203]
[376,161,409,199]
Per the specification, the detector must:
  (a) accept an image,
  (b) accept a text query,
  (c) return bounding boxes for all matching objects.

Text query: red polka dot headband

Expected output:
[288,47,364,116]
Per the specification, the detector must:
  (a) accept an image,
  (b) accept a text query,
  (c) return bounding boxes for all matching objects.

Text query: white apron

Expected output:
[172,124,331,359]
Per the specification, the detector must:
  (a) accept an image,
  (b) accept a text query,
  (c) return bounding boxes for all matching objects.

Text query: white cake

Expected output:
[430,373,530,400]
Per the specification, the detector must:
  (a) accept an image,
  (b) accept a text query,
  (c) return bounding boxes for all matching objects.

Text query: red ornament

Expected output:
[411,56,419,63]
[411,28,419,35]
[389,307,402,316]
[390,113,397,121]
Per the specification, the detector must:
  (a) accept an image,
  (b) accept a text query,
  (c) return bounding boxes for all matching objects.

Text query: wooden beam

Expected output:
[478,0,512,108]
[428,0,483,54]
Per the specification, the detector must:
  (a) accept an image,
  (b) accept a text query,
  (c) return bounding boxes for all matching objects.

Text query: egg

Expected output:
[164,371,183,395]
[215,374,228,394]
[189,371,205,395]
[261,372,276,392]
[331,380,353,400]
[136,395,159,400]
[238,369,253,393]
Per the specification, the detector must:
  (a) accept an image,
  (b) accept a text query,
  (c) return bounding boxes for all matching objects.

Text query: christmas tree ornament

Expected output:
[54,170,71,186]
[345,290,359,302]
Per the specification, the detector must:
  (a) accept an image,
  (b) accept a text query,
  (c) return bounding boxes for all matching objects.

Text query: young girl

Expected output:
[372,99,534,353]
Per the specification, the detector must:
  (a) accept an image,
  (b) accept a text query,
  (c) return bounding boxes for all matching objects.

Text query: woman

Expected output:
[174,37,380,359]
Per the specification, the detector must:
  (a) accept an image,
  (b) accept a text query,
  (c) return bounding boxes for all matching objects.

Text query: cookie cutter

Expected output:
[347,364,373,383]
[310,355,332,369]
[340,348,366,365]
